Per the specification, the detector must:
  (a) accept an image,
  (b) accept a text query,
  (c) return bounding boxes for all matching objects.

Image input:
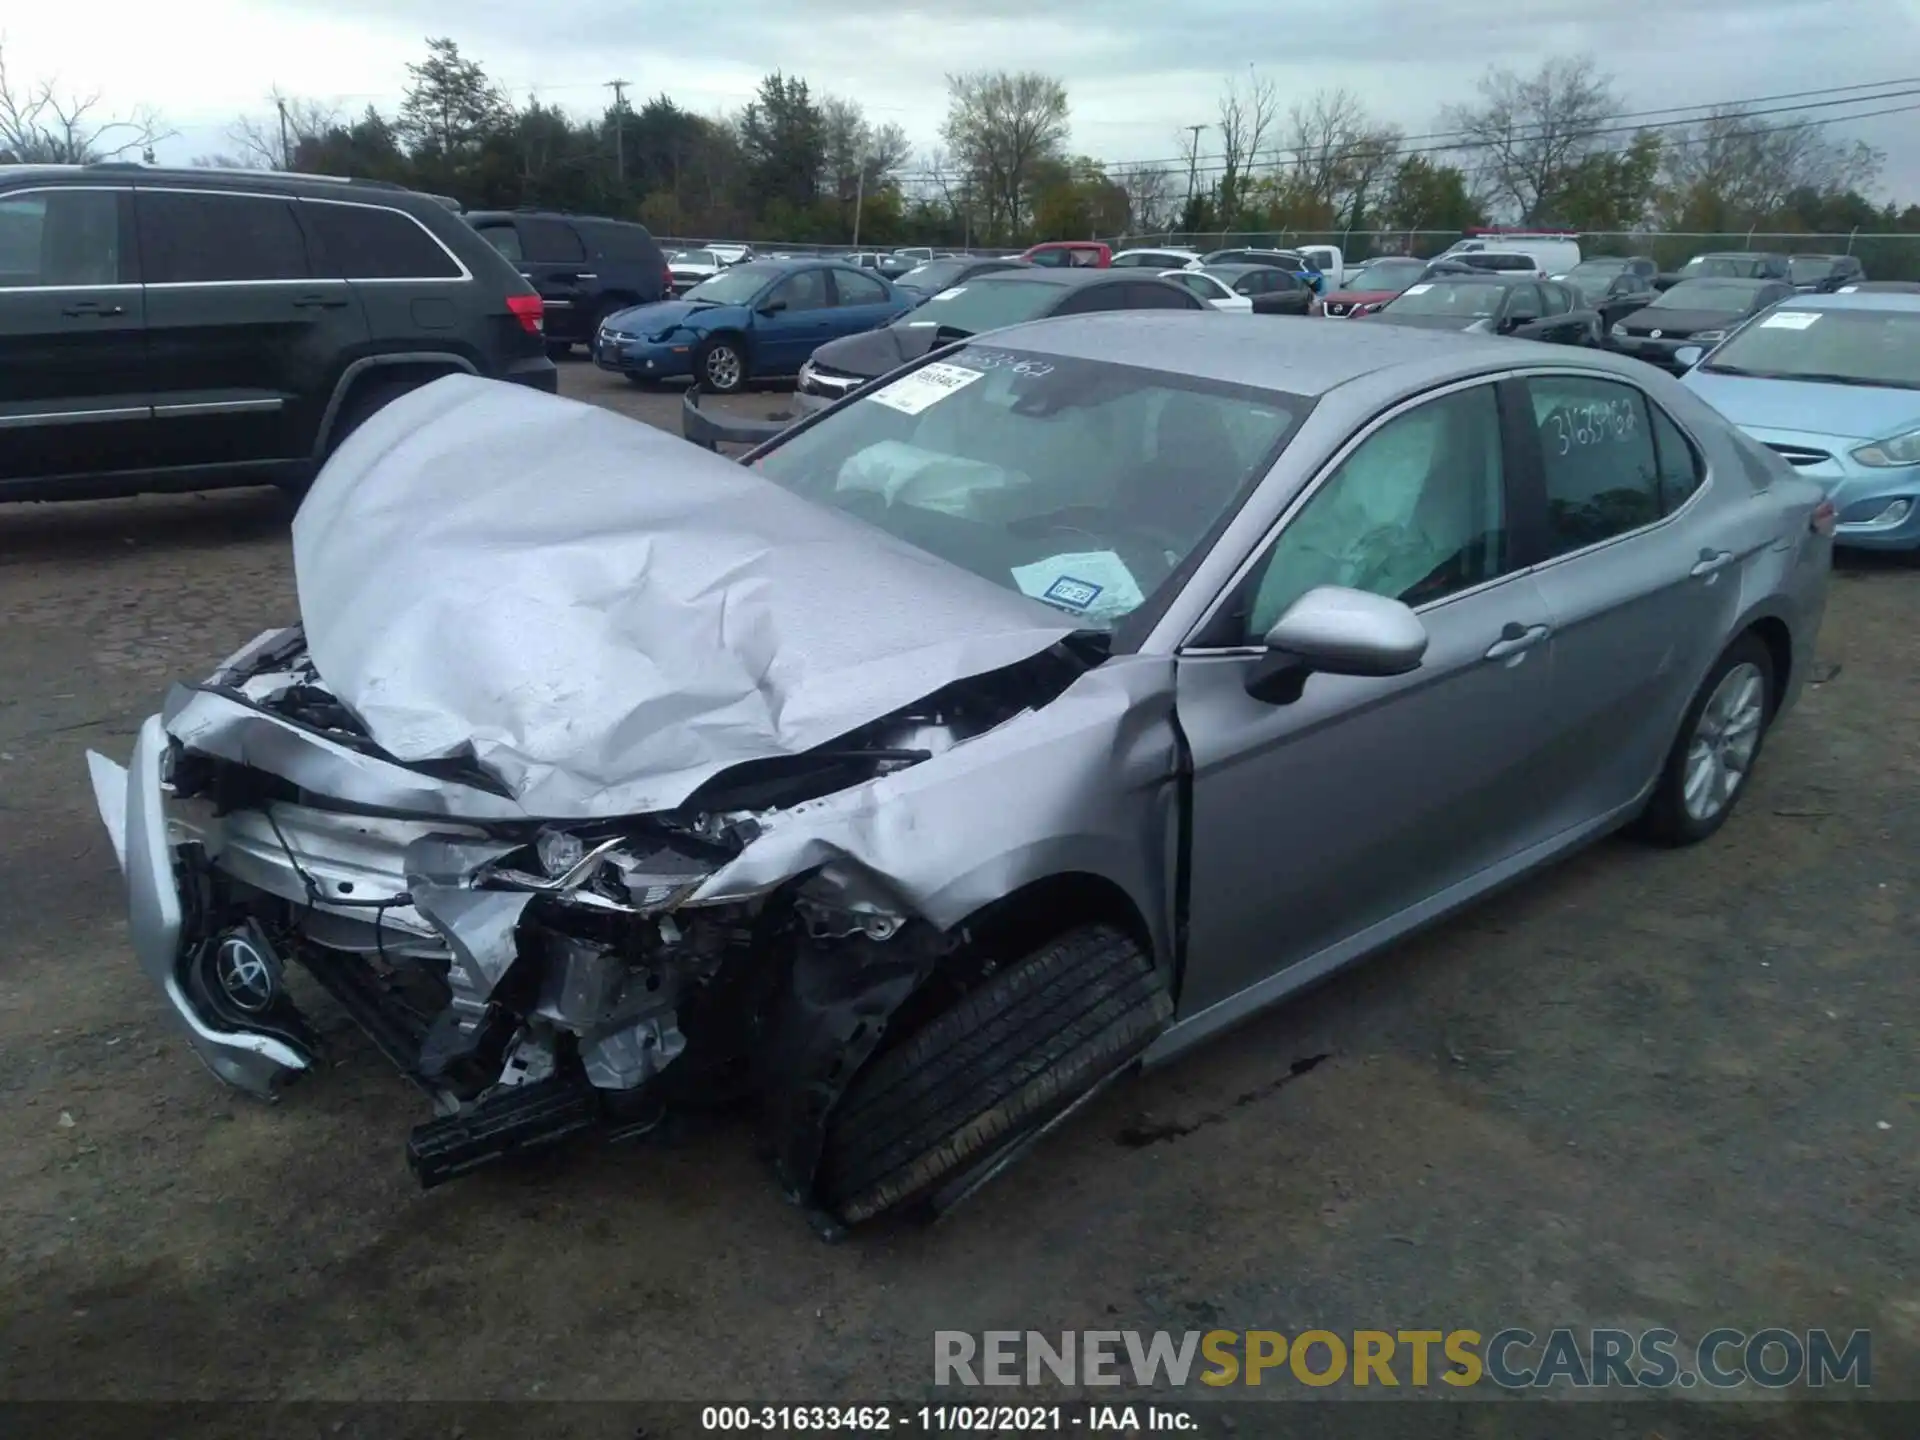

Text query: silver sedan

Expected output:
[88,316,1831,1227]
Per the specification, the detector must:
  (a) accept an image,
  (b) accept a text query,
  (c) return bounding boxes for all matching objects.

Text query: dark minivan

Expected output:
[0,164,555,502]
[465,210,671,355]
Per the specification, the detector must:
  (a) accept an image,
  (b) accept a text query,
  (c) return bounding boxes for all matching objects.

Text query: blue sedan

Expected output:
[1680,291,1920,552]
[595,258,914,393]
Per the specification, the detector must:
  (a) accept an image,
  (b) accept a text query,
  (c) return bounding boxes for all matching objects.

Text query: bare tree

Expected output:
[941,71,1070,239]
[1215,70,1278,223]
[1659,106,1884,228]
[1276,89,1401,227]
[0,42,170,163]
[1115,163,1174,234]
[1438,55,1621,222]
[225,90,342,170]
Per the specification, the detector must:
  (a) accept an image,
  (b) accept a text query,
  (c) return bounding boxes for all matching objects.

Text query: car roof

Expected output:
[1202,263,1290,279]
[1765,290,1920,314]
[965,268,1141,288]
[977,312,1658,400]
[1691,251,1782,260]
[1418,271,1526,286]
[1,161,433,204]
[1666,275,1777,290]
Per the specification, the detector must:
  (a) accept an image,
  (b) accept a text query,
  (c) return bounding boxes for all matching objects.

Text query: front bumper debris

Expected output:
[680,389,793,452]
[88,717,315,1096]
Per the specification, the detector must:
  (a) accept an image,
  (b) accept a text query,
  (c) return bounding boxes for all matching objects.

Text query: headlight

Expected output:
[1690,329,1725,344]
[1610,323,1626,338]
[1852,429,1920,467]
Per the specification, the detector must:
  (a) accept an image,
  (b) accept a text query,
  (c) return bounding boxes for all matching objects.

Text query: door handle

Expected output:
[292,294,349,309]
[61,301,125,317]
[1690,548,1735,578]
[1484,622,1551,661]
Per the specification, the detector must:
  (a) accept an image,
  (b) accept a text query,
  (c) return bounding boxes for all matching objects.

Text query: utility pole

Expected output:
[605,79,631,183]
[1183,124,1208,217]
[276,93,292,170]
[851,156,867,249]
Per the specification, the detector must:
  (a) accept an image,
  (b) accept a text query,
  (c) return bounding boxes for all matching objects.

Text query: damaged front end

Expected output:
[87,624,1105,1199]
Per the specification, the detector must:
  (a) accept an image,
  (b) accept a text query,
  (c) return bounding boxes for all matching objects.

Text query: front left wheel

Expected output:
[697,337,748,394]
[816,924,1173,1226]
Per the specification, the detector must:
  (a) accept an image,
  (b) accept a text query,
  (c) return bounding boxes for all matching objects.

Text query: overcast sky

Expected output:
[9,0,1920,208]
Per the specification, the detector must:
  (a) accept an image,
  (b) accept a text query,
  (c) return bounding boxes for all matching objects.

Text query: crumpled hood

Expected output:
[606,299,736,336]
[291,375,1079,818]
[810,323,938,379]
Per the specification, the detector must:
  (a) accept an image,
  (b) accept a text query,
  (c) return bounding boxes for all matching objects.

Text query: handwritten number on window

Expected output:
[1545,397,1637,456]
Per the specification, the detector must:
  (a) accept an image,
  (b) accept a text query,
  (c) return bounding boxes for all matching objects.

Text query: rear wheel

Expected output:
[282,375,430,501]
[816,924,1172,1225]
[1637,633,1775,846]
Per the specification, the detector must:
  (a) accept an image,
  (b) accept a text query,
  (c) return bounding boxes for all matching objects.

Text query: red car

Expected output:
[1019,241,1111,269]
[1320,256,1430,316]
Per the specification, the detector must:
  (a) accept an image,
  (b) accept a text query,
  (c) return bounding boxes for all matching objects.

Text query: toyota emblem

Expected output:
[1650,329,1663,339]
[215,933,277,1013]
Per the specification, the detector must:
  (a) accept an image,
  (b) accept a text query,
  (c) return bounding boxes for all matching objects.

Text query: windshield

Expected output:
[1112,252,1188,268]
[1653,279,1763,310]
[1680,255,1761,279]
[680,262,782,305]
[1788,257,1840,284]
[676,248,721,267]
[1341,259,1426,293]
[1702,307,1920,389]
[751,346,1308,630]
[897,258,973,292]
[896,278,1064,335]
[1387,280,1502,317]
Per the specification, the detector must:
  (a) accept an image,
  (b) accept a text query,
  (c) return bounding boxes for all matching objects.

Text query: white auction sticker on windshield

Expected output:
[1403,283,1433,295]
[1760,311,1821,330]
[1011,551,1146,622]
[868,362,985,416]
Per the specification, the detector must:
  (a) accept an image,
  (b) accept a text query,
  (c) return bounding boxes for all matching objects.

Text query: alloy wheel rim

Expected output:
[1682,661,1765,822]
[707,347,740,389]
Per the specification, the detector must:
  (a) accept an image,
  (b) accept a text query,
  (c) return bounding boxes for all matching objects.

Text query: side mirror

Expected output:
[1672,345,1705,370]
[1244,587,1428,704]
[758,299,788,316]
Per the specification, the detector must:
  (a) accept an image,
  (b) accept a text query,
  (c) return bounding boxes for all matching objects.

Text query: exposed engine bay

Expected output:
[131,625,1097,1199]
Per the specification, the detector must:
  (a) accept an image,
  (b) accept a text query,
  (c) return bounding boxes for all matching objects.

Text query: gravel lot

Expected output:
[1,359,1914,1418]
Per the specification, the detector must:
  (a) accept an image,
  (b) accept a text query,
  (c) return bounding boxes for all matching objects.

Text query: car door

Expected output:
[507,216,597,342]
[751,267,837,374]
[138,185,365,470]
[1174,380,1560,1017]
[1515,370,1749,833]
[1500,283,1552,339]
[0,184,150,484]
[827,266,904,338]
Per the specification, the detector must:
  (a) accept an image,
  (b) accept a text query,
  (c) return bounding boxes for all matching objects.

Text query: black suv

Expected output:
[465,209,671,356]
[0,164,556,503]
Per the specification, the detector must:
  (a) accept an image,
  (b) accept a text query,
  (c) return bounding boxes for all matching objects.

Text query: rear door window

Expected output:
[137,190,310,282]
[1123,282,1200,309]
[302,201,462,280]
[474,221,523,261]
[517,217,587,264]
[831,268,890,306]
[1526,375,1662,555]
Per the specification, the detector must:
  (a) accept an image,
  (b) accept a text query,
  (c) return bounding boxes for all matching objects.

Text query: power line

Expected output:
[885,82,1920,187]
[1055,75,1920,180]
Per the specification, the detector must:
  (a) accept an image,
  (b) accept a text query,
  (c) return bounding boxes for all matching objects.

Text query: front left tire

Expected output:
[697,336,748,394]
